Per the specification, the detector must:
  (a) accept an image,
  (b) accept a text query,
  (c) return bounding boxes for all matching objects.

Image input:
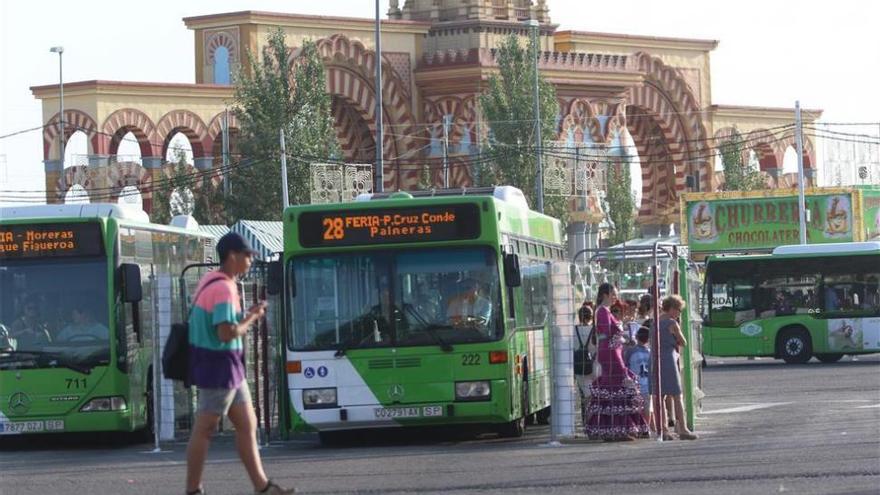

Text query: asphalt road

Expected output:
[2,355,879,495]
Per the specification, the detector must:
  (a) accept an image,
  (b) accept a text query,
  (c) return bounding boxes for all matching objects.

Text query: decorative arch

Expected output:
[422,95,480,186]
[56,166,95,203]
[631,53,711,185]
[627,106,678,223]
[206,30,239,66]
[101,108,157,157]
[154,109,210,158]
[43,109,99,160]
[745,128,781,170]
[776,129,815,168]
[107,162,154,211]
[313,34,422,189]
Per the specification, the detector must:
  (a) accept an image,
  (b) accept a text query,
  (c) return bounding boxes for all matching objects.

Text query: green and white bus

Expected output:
[272,187,565,441]
[0,204,212,436]
[702,242,880,364]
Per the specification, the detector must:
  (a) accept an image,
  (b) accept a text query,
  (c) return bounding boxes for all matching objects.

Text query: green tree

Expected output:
[227,29,339,221]
[604,157,637,246]
[479,34,565,220]
[720,133,766,191]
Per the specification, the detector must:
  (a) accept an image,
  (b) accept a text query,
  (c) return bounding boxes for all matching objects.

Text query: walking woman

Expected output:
[658,295,698,440]
[585,283,649,441]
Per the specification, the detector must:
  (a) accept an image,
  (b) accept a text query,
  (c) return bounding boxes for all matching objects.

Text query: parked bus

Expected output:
[702,242,880,363]
[0,204,212,436]
[271,187,566,442]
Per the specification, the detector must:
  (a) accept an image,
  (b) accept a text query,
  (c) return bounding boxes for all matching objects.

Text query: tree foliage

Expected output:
[226,29,339,221]
[149,151,226,225]
[479,34,566,221]
[604,158,637,246]
[720,133,766,192]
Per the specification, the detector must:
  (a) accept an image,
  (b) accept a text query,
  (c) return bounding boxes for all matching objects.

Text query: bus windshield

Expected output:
[0,258,111,371]
[289,247,502,350]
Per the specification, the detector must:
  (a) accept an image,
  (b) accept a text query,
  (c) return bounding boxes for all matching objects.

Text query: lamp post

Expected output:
[50,46,64,167]
[523,20,543,213]
[374,0,384,192]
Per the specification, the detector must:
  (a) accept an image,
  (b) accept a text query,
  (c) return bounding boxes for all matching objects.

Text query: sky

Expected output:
[1,0,878,205]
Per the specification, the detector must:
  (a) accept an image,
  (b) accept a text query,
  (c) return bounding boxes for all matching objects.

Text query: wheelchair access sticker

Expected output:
[304,367,315,379]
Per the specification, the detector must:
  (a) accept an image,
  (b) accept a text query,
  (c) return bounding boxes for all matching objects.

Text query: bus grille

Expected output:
[395,357,421,368]
[368,358,394,369]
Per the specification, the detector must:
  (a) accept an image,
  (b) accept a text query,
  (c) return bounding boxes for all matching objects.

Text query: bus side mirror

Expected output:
[267,260,283,296]
[120,263,142,303]
[504,253,521,287]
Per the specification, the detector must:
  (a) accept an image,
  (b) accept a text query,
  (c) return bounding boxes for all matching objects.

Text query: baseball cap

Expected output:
[217,232,259,260]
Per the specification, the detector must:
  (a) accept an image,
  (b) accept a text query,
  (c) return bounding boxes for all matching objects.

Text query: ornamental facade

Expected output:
[32,0,821,242]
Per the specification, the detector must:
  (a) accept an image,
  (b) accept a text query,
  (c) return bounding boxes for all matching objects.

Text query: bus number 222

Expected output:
[322,218,345,240]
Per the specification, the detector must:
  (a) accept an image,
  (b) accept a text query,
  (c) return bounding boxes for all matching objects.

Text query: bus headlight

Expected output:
[455,381,491,401]
[80,396,127,412]
[302,388,337,409]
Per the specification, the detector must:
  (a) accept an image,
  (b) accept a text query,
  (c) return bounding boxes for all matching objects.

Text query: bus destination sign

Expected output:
[0,223,104,258]
[299,204,481,247]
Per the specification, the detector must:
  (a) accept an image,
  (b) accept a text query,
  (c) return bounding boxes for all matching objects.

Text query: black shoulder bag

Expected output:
[573,325,596,376]
[162,277,225,382]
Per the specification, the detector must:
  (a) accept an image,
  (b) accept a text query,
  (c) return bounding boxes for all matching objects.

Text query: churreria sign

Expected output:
[683,190,865,252]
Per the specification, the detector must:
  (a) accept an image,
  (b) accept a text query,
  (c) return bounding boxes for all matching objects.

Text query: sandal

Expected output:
[256,480,295,495]
[677,431,698,440]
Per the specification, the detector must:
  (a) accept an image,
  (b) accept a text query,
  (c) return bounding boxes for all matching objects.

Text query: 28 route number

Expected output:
[322,217,345,241]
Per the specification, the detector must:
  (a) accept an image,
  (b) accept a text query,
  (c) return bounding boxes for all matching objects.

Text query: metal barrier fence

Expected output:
[151,262,282,444]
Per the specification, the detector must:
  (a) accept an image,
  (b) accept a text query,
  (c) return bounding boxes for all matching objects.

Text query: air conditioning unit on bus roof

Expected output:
[0,203,150,222]
[356,186,530,210]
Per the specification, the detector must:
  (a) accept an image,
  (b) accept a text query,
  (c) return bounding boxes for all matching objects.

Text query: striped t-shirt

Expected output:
[188,271,245,389]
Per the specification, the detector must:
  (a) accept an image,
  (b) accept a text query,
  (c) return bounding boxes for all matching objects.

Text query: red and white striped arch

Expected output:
[43,109,99,160]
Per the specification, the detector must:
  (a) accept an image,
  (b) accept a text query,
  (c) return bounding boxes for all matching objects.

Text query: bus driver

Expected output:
[446,279,492,330]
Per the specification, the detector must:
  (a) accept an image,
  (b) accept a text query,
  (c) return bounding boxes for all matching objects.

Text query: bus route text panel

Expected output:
[0,223,104,258]
[299,204,481,247]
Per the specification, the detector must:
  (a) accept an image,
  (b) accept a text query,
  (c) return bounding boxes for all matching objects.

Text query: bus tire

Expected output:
[318,430,347,446]
[816,353,844,363]
[136,372,155,443]
[536,406,551,425]
[778,327,812,364]
[497,415,525,438]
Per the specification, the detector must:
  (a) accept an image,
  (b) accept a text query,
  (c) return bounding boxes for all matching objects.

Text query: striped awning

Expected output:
[231,220,283,261]
[199,224,231,240]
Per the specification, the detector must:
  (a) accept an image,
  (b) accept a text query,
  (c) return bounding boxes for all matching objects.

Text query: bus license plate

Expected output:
[373,406,443,419]
[0,421,45,434]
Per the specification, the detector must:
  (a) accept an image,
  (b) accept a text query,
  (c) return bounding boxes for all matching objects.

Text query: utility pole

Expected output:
[222,109,230,195]
[374,0,384,192]
[280,129,290,210]
[50,46,64,166]
[442,114,451,188]
[795,101,807,245]
[524,20,543,213]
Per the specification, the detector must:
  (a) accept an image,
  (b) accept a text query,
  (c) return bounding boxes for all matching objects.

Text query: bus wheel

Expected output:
[778,328,812,364]
[535,406,551,425]
[318,430,347,446]
[135,375,155,443]
[497,415,525,438]
[816,353,844,363]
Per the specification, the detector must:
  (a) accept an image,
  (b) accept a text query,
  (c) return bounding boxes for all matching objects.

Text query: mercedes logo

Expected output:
[9,391,31,415]
[388,384,405,400]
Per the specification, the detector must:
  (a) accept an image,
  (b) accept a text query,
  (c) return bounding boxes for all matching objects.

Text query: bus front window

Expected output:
[289,247,502,350]
[0,259,110,370]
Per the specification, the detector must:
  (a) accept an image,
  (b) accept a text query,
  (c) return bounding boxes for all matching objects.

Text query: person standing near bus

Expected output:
[584,283,649,441]
[185,232,294,495]
[657,295,698,441]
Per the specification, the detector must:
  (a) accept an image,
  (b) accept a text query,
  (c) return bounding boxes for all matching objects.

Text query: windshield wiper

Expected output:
[3,350,93,374]
[403,305,453,353]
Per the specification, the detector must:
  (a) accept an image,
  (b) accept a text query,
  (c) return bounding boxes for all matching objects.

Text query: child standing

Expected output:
[625,327,653,427]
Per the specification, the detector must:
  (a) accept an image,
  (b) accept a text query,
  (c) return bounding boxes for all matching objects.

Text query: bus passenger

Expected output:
[658,295,698,440]
[185,232,293,495]
[446,279,491,330]
[56,306,109,342]
[10,297,52,348]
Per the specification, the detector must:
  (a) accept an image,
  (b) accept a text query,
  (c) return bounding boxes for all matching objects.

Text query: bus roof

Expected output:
[0,203,150,222]
[772,242,880,256]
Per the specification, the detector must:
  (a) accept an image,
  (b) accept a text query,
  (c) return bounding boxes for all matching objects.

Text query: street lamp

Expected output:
[523,19,543,213]
[49,46,64,167]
